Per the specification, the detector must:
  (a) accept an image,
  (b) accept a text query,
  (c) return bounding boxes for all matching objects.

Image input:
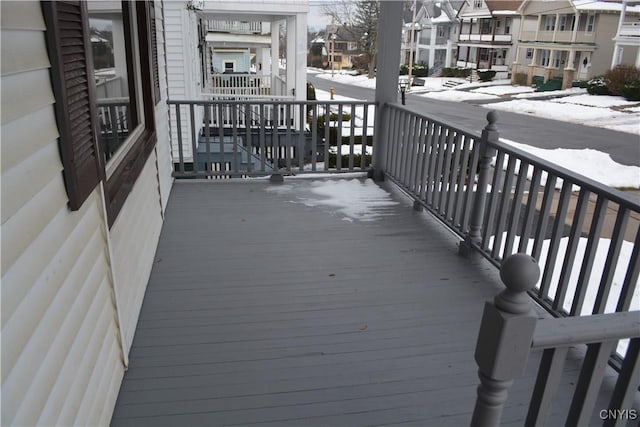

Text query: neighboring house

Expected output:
[402,0,463,74]
[309,27,363,71]
[456,0,523,78]
[611,0,640,68]
[162,0,309,170]
[1,1,172,425]
[512,0,640,89]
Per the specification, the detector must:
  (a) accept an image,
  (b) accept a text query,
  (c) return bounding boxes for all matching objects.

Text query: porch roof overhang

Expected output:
[206,33,271,48]
[516,41,597,50]
[457,41,513,48]
[198,0,308,22]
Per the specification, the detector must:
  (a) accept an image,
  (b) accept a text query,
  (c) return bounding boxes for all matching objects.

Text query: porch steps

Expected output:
[442,80,463,88]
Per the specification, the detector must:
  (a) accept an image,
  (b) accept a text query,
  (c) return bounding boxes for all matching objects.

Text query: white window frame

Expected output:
[544,15,556,31]
[540,49,550,67]
[525,48,533,59]
[224,61,236,72]
[94,3,147,179]
[586,13,595,32]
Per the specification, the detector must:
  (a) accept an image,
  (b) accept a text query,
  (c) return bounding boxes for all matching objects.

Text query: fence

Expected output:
[168,100,376,177]
[471,254,640,426]
[383,104,639,328]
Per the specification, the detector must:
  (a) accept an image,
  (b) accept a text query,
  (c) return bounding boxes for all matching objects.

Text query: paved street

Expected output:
[307,74,640,167]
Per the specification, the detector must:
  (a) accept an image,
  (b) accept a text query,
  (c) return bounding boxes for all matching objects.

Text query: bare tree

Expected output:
[322,0,380,78]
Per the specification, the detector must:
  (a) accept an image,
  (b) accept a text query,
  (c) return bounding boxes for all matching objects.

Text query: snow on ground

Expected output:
[512,87,586,99]
[488,99,640,136]
[471,85,535,96]
[551,93,640,108]
[488,233,638,356]
[421,90,499,102]
[498,139,640,189]
[265,178,398,222]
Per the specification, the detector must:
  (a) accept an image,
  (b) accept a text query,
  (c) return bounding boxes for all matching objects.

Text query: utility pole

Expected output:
[407,0,417,92]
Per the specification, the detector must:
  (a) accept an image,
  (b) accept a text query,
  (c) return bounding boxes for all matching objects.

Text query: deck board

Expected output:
[111,177,623,426]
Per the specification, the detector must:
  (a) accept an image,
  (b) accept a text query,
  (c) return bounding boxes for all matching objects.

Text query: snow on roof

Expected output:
[573,0,640,13]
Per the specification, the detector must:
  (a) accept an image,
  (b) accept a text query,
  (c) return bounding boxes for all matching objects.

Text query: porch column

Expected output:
[294,13,307,100]
[286,16,296,97]
[429,26,437,69]
[611,45,623,69]
[259,22,271,76]
[445,39,453,67]
[371,1,403,181]
[527,49,538,86]
[563,49,576,89]
[511,45,521,84]
[271,20,281,95]
[571,13,579,42]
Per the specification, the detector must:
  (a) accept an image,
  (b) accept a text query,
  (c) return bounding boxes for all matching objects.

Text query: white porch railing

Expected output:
[168,100,375,176]
[207,20,262,34]
[619,22,640,38]
[208,74,273,97]
[471,254,640,426]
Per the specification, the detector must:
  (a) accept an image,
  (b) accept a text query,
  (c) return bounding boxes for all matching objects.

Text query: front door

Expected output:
[577,52,590,80]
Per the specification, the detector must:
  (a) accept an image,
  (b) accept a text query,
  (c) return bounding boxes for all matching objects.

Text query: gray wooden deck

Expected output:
[111,177,619,426]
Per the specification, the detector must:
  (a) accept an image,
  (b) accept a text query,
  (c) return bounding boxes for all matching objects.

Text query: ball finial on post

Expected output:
[495,254,540,315]
[485,110,498,131]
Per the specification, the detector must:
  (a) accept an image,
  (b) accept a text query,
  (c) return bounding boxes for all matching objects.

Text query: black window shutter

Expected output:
[148,0,161,104]
[42,1,103,211]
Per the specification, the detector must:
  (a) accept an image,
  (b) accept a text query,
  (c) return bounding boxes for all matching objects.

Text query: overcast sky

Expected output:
[308,0,333,31]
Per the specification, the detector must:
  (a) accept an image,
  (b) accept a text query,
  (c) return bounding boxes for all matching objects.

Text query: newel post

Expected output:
[471,254,540,426]
[460,111,498,256]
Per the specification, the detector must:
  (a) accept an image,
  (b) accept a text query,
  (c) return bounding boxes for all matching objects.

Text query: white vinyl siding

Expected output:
[165,3,202,161]
[153,0,173,212]
[1,1,172,425]
[111,153,164,351]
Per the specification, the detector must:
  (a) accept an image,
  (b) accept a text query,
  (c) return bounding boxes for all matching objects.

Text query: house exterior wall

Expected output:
[212,49,251,73]
[154,0,173,213]
[164,1,203,162]
[1,2,124,425]
[513,4,639,86]
[1,1,172,425]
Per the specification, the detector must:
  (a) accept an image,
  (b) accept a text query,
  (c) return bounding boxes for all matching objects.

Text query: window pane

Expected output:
[88,2,137,163]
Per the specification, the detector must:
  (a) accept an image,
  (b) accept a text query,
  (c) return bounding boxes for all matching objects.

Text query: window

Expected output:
[540,49,550,67]
[586,14,595,32]
[553,52,561,68]
[525,48,533,59]
[224,61,235,72]
[438,25,445,38]
[474,0,483,8]
[43,1,159,225]
[481,19,491,34]
[558,15,566,31]
[505,17,511,34]
[544,15,556,31]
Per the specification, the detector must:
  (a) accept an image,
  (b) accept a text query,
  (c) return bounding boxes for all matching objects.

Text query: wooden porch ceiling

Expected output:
[111,177,619,426]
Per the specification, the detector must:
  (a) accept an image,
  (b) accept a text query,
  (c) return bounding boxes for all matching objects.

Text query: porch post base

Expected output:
[368,168,385,182]
[459,236,479,258]
[269,173,284,183]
